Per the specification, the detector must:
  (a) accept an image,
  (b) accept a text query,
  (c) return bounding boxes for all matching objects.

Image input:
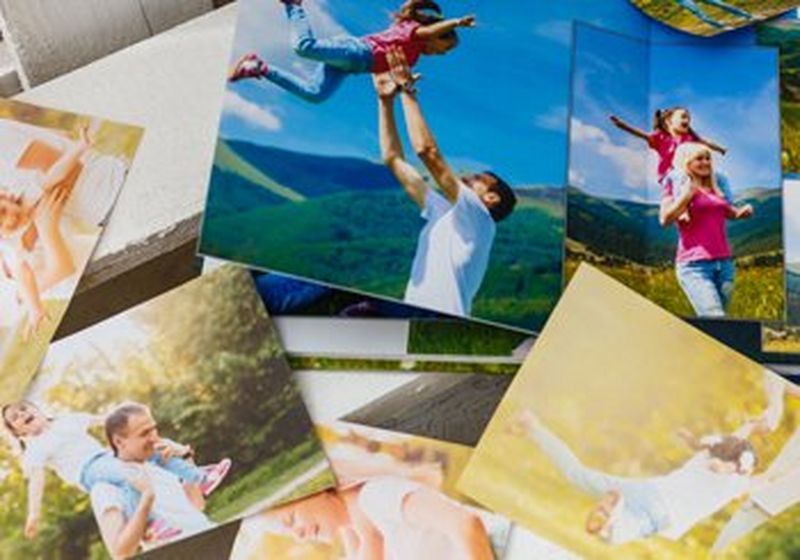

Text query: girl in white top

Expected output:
[2,401,230,542]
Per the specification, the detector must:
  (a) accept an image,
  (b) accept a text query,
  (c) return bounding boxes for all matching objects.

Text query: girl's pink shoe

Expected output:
[144,518,183,543]
[229,53,268,82]
[199,458,232,497]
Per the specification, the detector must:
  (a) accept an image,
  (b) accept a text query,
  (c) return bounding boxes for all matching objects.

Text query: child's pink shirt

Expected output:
[664,179,732,263]
[364,20,423,73]
[648,130,700,181]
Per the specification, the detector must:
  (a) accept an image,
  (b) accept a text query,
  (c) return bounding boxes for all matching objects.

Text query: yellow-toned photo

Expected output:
[231,421,512,560]
[0,99,142,399]
[459,264,800,559]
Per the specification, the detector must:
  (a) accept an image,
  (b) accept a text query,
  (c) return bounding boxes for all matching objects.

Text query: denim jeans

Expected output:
[80,448,205,518]
[675,0,753,28]
[266,4,373,103]
[676,258,735,318]
[529,420,669,542]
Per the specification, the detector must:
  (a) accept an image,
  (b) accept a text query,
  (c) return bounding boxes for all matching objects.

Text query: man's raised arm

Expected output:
[386,48,460,203]
[373,73,427,209]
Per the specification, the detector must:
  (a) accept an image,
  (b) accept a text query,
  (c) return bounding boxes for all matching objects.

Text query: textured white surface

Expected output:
[16,5,236,259]
[139,0,214,34]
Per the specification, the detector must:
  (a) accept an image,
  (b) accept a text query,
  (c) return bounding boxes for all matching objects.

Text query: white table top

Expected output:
[16,5,236,260]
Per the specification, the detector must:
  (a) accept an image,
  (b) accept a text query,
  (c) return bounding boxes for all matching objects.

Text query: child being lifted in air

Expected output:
[610,107,729,221]
[229,0,475,103]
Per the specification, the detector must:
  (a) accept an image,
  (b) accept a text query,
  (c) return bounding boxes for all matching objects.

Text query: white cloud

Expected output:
[785,179,800,263]
[224,90,282,131]
[571,118,647,190]
[535,105,567,132]
[569,168,586,188]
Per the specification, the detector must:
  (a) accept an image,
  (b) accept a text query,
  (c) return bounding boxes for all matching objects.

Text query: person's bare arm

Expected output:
[696,135,727,156]
[609,115,650,142]
[39,124,92,194]
[402,487,493,560]
[98,475,154,559]
[373,73,428,209]
[33,187,76,291]
[676,428,705,451]
[8,255,47,338]
[414,15,475,40]
[24,468,45,539]
[659,185,697,226]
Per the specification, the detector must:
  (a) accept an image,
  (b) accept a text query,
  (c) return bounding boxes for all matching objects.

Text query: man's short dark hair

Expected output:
[105,403,149,456]
[484,171,517,222]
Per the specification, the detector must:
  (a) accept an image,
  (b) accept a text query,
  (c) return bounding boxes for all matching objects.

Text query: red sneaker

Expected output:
[198,458,232,497]
[229,53,268,82]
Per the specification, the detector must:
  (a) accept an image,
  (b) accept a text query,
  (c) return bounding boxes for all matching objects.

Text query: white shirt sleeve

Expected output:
[421,188,452,223]
[357,476,425,528]
[21,441,48,479]
[453,182,494,243]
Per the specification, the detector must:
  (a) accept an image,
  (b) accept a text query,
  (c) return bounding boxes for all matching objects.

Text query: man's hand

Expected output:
[735,204,754,220]
[128,469,155,502]
[458,14,476,27]
[154,440,192,462]
[24,515,39,539]
[386,47,421,94]
[372,73,399,99]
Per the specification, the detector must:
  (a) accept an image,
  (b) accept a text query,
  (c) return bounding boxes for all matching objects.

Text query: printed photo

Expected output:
[0,266,334,558]
[630,0,799,36]
[459,265,800,559]
[231,421,512,560]
[199,1,661,331]
[0,100,142,400]
[251,270,532,360]
[566,23,783,321]
[756,9,800,174]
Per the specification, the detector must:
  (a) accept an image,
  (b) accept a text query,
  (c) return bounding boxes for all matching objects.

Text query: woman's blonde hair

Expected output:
[672,142,722,197]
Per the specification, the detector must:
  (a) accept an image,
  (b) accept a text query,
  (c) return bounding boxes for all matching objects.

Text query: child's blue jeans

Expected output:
[267,4,373,103]
[676,258,735,317]
[79,448,205,518]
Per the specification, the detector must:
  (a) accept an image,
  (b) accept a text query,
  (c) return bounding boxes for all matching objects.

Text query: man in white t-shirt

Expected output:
[374,48,517,317]
[93,403,215,558]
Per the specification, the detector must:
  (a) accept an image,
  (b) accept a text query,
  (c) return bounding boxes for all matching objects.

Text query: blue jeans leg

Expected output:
[149,442,206,485]
[528,420,663,538]
[676,259,734,317]
[80,453,146,519]
[266,62,348,104]
[285,5,372,71]
[254,273,333,314]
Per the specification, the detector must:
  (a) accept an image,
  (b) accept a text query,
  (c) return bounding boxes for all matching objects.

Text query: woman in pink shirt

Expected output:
[228,0,475,103]
[659,143,754,317]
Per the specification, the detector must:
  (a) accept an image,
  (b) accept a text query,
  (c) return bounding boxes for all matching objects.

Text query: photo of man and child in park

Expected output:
[0,267,333,558]
[201,0,578,332]
[566,23,784,321]
[459,265,800,559]
[0,101,141,400]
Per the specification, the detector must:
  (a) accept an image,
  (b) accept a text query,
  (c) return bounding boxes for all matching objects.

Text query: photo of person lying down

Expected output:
[459,265,800,559]
[231,422,512,560]
[0,101,142,399]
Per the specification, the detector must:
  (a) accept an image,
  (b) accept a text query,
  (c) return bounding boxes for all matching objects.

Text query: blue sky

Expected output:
[570,23,780,202]
[220,1,652,187]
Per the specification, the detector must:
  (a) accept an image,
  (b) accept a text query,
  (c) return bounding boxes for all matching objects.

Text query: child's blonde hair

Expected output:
[673,142,723,197]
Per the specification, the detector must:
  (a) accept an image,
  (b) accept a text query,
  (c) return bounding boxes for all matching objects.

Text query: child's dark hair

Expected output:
[653,106,698,137]
[706,436,758,472]
[394,0,444,25]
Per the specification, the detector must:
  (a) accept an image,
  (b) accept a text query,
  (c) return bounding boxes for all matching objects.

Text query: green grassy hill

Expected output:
[202,141,565,330]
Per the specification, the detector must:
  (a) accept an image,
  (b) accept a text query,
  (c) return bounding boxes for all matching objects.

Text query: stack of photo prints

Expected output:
[3,1,800,559]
